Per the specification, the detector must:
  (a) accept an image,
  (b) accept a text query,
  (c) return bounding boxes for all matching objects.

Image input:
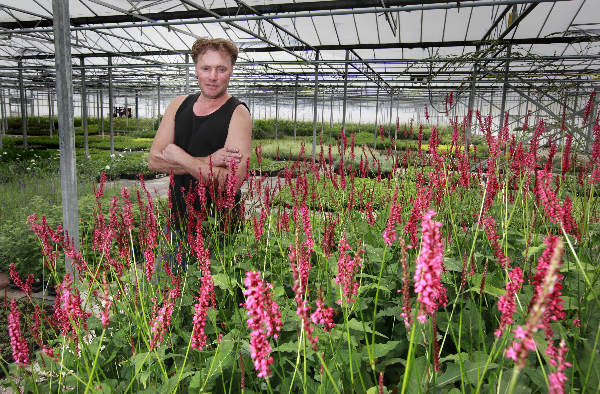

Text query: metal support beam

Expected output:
[157,75,161,119]
[312,52,319,161]
[293,75,298,141]
[0,87,4,151]
[342,49,349,133]
[81,57,89,158]
[52,0,79,275]
[467,45,480,144]
[100,88,104,138]
[135,91,139,131]
[586,88,598,153]
[18,59,27,148]
[108,56,114,154]
[48,88,54,137]
[358,88,362,134]
[329,90,334,137]
[185,54,190,94]
[499,45,512,132]
[275,87,279,140]
[374,86,380,148]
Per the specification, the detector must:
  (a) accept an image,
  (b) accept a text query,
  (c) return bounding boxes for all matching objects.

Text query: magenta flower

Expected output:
[310,297,336,332]
[482,216,510,269]
[535,170,564,225]
[8,299,29,367]
[149,288,178,350]
[530,235,566,340]
[9,263,34,299]
[301,204,314,249]
[547,340,572,394]
[54,273,91,340]
[334,237,364,305]
[191,273,215,350]
[495,267,524,337]
[242,271,282,378]
[413,210,447,323]
[506,237,564,368]
[383,186,401,246]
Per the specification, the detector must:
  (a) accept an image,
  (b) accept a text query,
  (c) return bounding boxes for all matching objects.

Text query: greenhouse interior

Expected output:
[0,0,599,392]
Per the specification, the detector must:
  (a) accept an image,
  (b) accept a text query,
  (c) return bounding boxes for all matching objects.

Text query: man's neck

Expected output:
[197,91,230,107]
[194,91,231,116]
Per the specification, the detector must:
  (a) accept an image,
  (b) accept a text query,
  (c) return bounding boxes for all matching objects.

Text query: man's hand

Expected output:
[161,143,186,164]
[209,146,242,168]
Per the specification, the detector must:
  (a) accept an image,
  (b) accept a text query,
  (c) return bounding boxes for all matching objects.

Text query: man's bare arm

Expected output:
[148,95,188,174]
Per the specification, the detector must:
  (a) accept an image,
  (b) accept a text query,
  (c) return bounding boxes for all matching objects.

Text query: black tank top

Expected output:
[171,93,247,224]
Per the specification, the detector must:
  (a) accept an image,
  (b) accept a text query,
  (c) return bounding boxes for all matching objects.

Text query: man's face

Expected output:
[194,49,233,99]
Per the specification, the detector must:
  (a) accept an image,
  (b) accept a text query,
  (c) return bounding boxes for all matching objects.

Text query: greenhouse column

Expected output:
[320,89,326,135]
[48,88,54,137]
[293,75,298,141]
[499,45,511,131]
[185,54,190,94]
[374,86,380,148]
[250,90,254,127]
[0,87,5,151]
[467,45,480,145]
[100,88,104,138]
[1,87,6,134]
[36,92,40,124]
[157,76,161,121]
[125,97,129,128]
[312,51,319,161]
[327,90,333,138]
[389,93,394,139]
[586,88,598,153]
[108,56,114,154]
[135,91,139,132]
[53,0,79,274]
[358,87,362,134]
[18,59,28,148]
[275,87,279,140]
[81,57,89,158]
[342,50,349,133]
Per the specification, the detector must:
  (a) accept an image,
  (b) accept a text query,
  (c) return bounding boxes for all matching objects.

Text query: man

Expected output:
[149,38,251,228]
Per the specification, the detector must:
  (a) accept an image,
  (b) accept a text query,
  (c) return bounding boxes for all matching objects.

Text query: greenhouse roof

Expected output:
[0,0,598,102]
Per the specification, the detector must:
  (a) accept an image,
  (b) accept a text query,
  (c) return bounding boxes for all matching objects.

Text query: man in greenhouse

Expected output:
[148,37,251,232]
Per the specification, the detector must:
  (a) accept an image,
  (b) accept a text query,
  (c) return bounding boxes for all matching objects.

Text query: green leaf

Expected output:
[359,283,391,297]
[212,273,237,295]
[444,257,463,272]
[348,318,389,339]
[436,360,497,388]
[274,341,300,353]
[188,371,202,390]
[371,341,401,358]
[468,275,505,298]
[406,356,428,391]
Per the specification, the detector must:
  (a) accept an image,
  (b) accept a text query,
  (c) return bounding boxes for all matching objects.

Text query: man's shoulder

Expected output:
[231,101,251,120]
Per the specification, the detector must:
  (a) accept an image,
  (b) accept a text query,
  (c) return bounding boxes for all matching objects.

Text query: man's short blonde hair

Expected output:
[191,38,238,66]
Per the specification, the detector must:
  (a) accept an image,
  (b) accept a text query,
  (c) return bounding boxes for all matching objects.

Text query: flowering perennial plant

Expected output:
[242,271,282,378]
[8,299,29,368]
[495,267,523,337]
[413,210,447,323]
[334,237,364,305]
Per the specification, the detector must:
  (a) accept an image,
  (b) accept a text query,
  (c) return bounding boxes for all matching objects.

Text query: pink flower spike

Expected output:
[495,267,524,338]
[8,299,29,367]
[413,210,447,323]
[242,271,282,378]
